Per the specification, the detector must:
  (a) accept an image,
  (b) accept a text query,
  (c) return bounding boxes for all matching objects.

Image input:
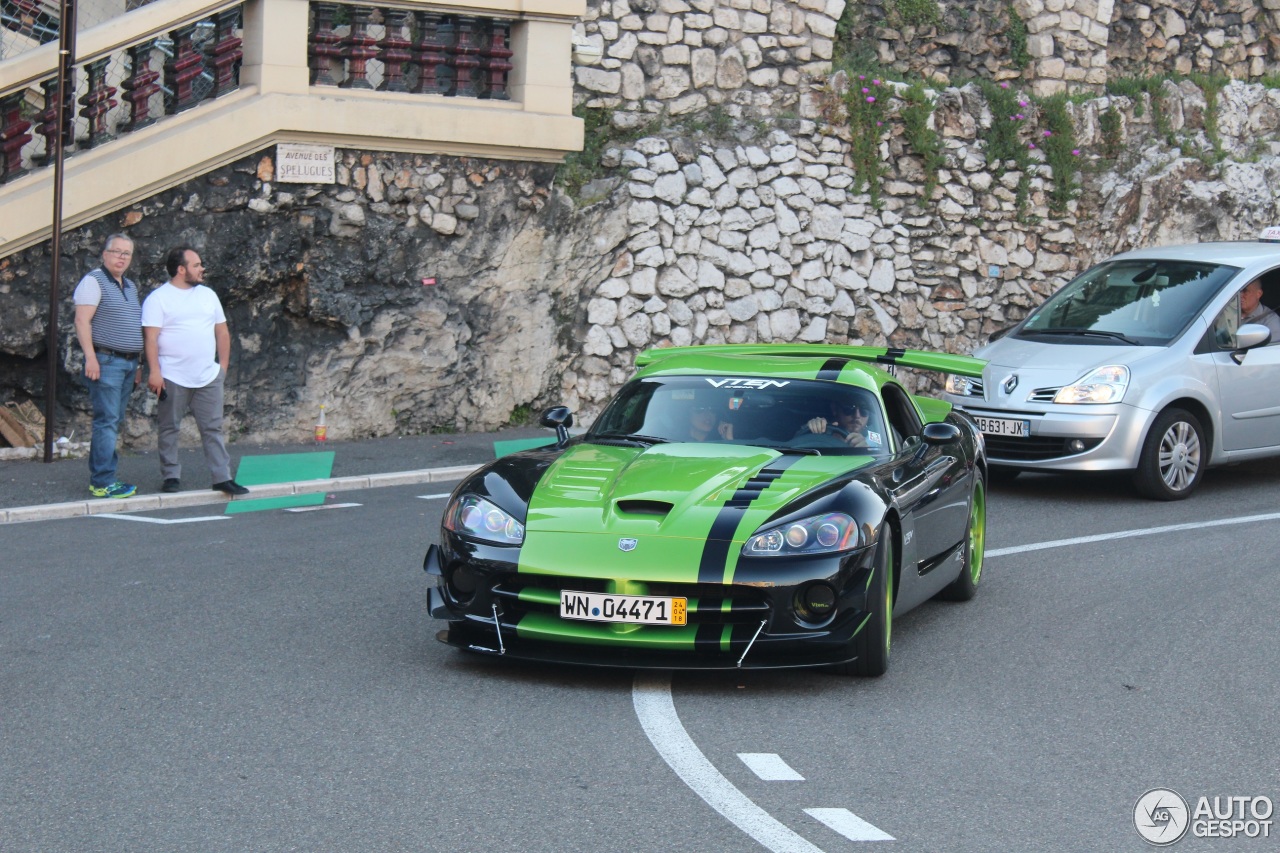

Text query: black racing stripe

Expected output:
[876,347,907,366]
[697,455,803,583]
[694,623,723,654]
[817,358,848,381]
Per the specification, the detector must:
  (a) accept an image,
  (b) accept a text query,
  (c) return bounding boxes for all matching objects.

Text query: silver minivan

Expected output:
[943,236,1280,499]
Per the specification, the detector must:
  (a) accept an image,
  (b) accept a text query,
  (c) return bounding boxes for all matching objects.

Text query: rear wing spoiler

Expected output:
[635,344,986,379]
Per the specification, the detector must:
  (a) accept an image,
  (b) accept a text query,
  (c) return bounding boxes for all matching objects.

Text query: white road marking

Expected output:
[417,493,451,500]
[283,503,362,513]
[98,514,229,525]
[805,808,895,842]
[739,753,805,781]
[986,510,1280,558]
[632,672,824,853]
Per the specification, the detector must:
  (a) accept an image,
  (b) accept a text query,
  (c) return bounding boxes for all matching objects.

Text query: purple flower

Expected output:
[1000,82,1010,89]
[862,87,870,94]
[1071,149,1080,156]
[1028,142,1036,149]
[1016,113,1025,120]
[1043,130,1052,137]
[1019,100,1028,107]
[867,96,876,103]
[858,74,866,80]
[876,121,883,126]
[872,79,881,86]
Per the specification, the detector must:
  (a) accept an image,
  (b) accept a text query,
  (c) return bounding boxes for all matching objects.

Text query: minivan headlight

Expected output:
[1053,365,1129,404]
[945,374,976,396]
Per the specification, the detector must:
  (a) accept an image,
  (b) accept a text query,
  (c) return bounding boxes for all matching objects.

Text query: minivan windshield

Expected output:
[1017,260,1239,346]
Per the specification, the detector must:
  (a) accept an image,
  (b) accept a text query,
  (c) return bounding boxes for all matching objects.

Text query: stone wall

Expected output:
[5,77,1280,445]
[852,0,1280,96]
[574,0,844,120]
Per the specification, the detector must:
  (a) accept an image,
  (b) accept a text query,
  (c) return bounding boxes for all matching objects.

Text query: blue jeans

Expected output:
[86,352,137,487]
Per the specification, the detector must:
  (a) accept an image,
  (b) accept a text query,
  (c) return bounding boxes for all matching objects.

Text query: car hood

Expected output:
[975,337,1162,385]
[517,442,871,584]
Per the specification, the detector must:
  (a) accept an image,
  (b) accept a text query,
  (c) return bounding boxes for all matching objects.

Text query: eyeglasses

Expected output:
[105,249,133,258]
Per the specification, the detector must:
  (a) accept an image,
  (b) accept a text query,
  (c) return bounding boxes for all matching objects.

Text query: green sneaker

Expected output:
[90,481,137,498]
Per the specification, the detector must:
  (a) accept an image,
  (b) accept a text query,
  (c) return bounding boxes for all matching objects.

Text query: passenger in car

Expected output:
[687,404,734,442]
[1239,278,1280,341]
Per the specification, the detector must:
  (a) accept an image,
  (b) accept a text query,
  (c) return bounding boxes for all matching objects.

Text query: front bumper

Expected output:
[424,539,877,671]
[945,398,1153,472]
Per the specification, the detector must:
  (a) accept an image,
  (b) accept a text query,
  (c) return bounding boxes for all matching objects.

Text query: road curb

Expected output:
[0,464,480,525]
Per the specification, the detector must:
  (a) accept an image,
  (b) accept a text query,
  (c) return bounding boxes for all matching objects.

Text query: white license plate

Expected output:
[975,415,1030,437]
[560,590,687,626]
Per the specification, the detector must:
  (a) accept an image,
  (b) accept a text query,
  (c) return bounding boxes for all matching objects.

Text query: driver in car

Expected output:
[799,400,881,448]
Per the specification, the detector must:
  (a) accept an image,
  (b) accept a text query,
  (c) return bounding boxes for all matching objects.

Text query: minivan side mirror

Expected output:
[1234,323,1272,352]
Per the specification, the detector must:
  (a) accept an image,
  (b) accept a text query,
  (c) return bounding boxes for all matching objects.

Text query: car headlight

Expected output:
[443,495,525,545]
[946,374,976,396]
[742,512,858,557]
[1052,365,1130,404]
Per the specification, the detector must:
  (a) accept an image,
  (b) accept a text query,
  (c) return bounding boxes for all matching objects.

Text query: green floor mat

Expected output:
[224,451,336,514]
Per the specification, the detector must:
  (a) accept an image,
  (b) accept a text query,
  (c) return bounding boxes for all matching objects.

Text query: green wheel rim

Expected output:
[968,477,986,585]
[883,538,893,656]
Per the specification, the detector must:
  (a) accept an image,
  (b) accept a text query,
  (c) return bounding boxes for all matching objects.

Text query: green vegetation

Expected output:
[1099,106,1123,160]
[508,404,534,426]
[890,0,941,28]
[977,79,1032,213]
[1036,94,1081,214]
[556,105,664,201]
[1189,72,1228,164]
[842,74,892,205]
[1006,7,1030,70]
[900,82,944,201]
[1106,76,1172,141]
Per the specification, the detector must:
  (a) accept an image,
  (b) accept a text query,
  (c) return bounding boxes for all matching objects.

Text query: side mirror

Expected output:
[1234,323,1272,351]
[921,422,962,445]
[540,406,574,446]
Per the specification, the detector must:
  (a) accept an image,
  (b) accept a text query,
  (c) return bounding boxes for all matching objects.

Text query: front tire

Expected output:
[830,531,893,677]
[936,470,985,602]
[1132,408,1205,501]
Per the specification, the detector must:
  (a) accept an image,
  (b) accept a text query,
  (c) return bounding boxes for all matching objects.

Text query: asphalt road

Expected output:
[2,460,1278,852]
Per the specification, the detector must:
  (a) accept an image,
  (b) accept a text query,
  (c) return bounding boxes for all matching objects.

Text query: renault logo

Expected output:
[1002,374,1019,394]
[618,538,637,552]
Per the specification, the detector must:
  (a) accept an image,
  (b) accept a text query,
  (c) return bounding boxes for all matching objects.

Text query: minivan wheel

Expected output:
[1132,408,1205,501]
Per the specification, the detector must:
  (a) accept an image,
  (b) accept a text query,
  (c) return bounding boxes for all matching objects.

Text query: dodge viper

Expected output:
[424,344,989,676]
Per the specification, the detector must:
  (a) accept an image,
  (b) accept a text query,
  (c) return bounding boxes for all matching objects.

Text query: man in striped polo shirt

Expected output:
[73,234,142,498]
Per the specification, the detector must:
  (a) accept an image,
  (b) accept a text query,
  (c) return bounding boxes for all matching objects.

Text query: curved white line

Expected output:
[632,671,824,853]
[986,510,1280,558]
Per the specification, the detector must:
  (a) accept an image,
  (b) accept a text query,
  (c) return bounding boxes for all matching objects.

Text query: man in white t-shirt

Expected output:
[141,246,249,496]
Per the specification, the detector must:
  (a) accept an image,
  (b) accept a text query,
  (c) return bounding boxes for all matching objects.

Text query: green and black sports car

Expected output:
[424,344,988,676]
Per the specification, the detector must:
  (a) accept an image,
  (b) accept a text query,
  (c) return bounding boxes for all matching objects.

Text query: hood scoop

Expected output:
[615,499,674,518]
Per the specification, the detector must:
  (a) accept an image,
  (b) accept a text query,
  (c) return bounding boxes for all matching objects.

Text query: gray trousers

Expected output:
[157,368,231,483]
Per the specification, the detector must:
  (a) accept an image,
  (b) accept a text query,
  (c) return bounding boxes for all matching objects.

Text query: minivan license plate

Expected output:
[975,416,1030,437]
[560,591,687,626]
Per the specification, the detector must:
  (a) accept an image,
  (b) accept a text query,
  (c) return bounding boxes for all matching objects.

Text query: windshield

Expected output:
[587,376,893,455]
[1018,259,1239,346]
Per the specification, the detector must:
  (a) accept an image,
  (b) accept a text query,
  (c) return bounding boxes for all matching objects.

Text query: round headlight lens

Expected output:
[785,524,809,548]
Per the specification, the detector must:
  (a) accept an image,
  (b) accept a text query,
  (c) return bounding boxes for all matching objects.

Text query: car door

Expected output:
[1203,294,1280,452]
[880,385,970,564]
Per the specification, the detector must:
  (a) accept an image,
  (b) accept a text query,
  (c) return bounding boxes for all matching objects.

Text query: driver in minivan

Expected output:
[1239,278,1280,341]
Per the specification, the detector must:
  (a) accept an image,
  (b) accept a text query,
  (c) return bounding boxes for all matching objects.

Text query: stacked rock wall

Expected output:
[851,0,1280,96]
[574,0,844,120]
